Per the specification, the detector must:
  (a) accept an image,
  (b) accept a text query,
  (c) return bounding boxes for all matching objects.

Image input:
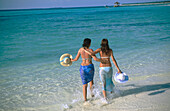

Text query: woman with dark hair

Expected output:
[71,38,102,102]
[84,39,122,103]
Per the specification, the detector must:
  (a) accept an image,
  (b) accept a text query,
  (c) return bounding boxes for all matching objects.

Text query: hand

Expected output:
[118,70,122,74]
[71,58,74,62]
[101,59,109,64]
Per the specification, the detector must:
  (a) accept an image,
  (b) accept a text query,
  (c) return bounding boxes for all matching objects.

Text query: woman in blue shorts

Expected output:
[71,38,102,102]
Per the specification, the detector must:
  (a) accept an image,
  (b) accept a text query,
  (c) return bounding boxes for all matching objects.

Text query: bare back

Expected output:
[79,48,92,66]
[99,49,112,67]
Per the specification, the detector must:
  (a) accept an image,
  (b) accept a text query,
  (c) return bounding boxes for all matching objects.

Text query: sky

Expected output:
[0,0,169,10]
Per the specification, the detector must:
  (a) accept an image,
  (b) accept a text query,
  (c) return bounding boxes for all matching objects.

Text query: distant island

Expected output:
[121,1,170,7]
[105,1,170,8]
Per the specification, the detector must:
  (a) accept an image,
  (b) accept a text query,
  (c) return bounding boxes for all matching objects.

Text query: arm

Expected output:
[82,48,94,56]
[110,50,122,73]
[89,49,101,62]
[71,49,81,62]
[90,49,108,63]
[92,55,108,64]
[93,48,101,54]
[92,55,102,62]
[83,48,101,56]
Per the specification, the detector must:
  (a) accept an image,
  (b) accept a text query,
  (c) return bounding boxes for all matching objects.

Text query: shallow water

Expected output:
[0,4,170,110]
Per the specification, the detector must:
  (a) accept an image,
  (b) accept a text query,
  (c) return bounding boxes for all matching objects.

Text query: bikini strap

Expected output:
[101,56,110,59]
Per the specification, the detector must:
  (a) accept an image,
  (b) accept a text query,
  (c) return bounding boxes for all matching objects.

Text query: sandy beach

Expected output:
[64,72,170,111]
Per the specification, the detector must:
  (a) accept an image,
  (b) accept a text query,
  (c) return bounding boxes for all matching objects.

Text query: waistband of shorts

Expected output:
[99,67,112,70]
[80,64,94,67]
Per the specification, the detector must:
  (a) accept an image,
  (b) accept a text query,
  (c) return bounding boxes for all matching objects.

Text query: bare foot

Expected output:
[101,98,109,104]
[83,100,92,106]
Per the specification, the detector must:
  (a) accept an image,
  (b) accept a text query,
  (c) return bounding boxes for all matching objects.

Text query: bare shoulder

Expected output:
[80,47,84,50]
[109,49,113,55]
[89,49,93,52]
[79,47,84,52]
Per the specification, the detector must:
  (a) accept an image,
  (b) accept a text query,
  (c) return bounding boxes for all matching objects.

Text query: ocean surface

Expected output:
[0,4,170,111]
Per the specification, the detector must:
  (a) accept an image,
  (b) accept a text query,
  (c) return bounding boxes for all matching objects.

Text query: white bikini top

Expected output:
[101,56,110,59]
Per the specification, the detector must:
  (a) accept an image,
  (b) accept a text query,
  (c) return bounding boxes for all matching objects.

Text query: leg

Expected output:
[102,90,109,104]
[103,90,107,98]
[89,80,94,97]
[103,82,107,98]
[83,84,88,101]
[102,83,109,104]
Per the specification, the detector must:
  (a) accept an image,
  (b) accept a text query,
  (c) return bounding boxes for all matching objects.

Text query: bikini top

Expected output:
[101,56,110,59]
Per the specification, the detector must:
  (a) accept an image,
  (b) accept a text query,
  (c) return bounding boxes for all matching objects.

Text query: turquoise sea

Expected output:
[0,4,170,110]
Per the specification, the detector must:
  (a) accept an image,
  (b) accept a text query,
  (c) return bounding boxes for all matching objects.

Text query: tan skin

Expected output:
[71,43,102,101]
[83,48,122,98]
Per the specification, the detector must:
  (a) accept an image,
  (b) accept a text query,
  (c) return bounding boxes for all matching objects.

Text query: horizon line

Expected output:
[0,1,169,11]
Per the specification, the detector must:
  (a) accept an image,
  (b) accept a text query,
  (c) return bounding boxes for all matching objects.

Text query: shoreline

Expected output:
[64,72,170,111]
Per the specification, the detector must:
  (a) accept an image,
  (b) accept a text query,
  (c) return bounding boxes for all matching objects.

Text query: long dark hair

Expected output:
[101,39,110,55]
[82,38,91,48]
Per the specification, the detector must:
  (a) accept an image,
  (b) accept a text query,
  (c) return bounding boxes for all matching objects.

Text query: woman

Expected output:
[71,38,102,102]
[84,39,122,101]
